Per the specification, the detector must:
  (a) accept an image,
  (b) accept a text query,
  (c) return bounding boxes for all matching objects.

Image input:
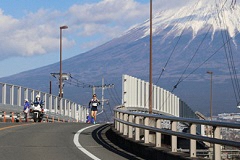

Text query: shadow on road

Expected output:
[92,124,144,160]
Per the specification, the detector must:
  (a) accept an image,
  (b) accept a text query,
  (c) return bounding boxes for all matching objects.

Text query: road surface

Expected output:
[0,122,143,160]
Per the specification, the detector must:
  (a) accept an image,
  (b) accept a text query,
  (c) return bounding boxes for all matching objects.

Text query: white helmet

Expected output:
[36,94,40,98]
[25,99,28,102]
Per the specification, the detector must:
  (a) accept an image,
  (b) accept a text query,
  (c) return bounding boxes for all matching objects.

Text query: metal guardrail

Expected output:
[0,82,88,122]
[0,110,77,123]
[114,106,240,160]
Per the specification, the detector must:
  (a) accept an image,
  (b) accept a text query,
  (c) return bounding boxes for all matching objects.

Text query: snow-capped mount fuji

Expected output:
[131,0,240,40]
[1,1,240,116]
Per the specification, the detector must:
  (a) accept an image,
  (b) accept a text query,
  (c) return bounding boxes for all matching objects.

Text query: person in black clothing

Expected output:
[88,94,100,124]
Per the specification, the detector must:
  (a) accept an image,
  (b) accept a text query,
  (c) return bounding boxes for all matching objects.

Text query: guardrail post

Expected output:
[119,112,123,133]
[59,98,63,115]
[213,126,221,160]
[17,87,22,106]
[128,115,133,138]
[190,123,196,157]
[144,117,149,143]
[115,111,119,131]
[135,116,140,141]
[114,111,117,129]
[11,112,14,123]
[2,84,6,104]
[156,119,161,147]
[171,121,177,152]
[123,113,128,136]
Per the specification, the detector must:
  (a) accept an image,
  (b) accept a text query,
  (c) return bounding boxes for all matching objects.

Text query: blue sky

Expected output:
[0,0,186,78]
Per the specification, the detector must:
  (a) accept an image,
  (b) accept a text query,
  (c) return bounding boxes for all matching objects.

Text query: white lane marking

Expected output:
[73,124,101,160]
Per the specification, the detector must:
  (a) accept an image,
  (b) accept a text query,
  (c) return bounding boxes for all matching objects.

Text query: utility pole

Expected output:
[207,71,213,120]
[49,81,52,94]
[91,78,114,110]
[149,0,153,114]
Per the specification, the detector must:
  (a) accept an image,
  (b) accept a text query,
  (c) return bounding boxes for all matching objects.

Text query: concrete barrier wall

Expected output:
[122,74,197,118]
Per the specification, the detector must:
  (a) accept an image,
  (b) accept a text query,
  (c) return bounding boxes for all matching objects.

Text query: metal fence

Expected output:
[0,82,87,122]
[114,106,240,160]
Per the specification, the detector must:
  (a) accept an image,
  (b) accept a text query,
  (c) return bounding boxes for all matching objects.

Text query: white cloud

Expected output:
[67,0,149,45]
[64,0,154,52]
[0,8,74,59]
[1,0,190,60]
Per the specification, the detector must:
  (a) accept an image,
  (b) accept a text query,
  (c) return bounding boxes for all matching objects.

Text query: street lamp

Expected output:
[59,25,68,98]
[207,71,213,120]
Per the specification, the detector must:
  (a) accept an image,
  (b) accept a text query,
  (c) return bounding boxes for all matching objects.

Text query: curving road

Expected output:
[0,122,143,160]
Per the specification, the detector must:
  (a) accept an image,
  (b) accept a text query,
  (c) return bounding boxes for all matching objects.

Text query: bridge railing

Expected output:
[122,75,197,118]
[122,75,204,134]
[0,82,87,122]
[114,106,240,160]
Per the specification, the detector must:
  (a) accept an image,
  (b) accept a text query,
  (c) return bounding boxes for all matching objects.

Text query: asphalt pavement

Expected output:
[0,122,143,160]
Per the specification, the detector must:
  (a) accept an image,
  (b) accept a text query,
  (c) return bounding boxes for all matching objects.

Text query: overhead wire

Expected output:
[172,26,212,92]
[146,0,203,110]
[216,0,240,104]
[113,87,122,104]
[155,0,201,85]
[174,36,233,84]
[106,88,120,106]
[57,74,115,118]
[155,0,215,110]
[171,0,232,91]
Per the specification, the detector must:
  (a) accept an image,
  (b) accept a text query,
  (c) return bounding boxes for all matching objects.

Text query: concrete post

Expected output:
[67,101,70,117]
[31,90,35,102]
[190,123,196,157]
[54,97,58,114]
[171,121,177,152]
[17,87,21,106]
[114,111,118,130]
[135,116,140,141]
[128,115,133,138]
[2,84,6,104]
[123,113,128,136]
[10,86,14,105]
[213,126,221,160]
[120,112,123,133]
[49,95,52,113]
[156,119,162,147]
[144,117,149,143]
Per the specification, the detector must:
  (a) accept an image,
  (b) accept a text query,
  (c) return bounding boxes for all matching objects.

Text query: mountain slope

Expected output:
[1,1,240,116]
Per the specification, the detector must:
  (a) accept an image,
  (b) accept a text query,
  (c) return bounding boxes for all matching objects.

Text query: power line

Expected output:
[216,0,240,104]
[155,0,202,85]
[172,35,233,92]
[169,0,235,92]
